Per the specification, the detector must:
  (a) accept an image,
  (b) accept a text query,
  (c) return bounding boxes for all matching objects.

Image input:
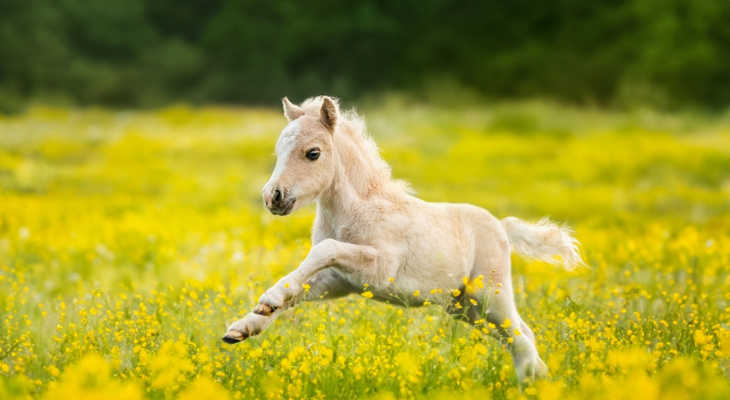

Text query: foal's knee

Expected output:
[308,238,341,266]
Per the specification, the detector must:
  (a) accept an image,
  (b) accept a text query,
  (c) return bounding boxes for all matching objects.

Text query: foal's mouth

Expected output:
[270,199,295,216]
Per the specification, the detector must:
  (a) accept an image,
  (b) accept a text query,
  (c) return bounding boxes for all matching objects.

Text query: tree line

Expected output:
[1,0,728,112]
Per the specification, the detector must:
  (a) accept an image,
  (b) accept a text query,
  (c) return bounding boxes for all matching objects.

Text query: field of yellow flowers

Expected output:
[1,101,729,399]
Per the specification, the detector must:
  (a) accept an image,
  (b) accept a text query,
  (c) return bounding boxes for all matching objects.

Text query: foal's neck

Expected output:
[318,132,388,217]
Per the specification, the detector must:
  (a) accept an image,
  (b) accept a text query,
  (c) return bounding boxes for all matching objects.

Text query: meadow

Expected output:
[1,100,729,399]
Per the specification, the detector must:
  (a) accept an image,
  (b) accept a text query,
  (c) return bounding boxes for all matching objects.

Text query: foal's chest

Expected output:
[333,220,365,243]
[318,213,373,245]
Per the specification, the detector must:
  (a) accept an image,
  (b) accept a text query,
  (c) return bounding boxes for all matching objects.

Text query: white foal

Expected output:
[223,96,585,382]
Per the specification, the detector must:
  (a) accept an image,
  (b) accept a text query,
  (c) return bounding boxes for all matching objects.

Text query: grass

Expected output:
[1,101,729,399]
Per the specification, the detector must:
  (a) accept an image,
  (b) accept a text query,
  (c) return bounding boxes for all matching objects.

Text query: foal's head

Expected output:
[263,97,340,215]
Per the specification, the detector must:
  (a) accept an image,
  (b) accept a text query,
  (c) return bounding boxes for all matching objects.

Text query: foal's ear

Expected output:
[320,96,338,132]
[282,97,304,121]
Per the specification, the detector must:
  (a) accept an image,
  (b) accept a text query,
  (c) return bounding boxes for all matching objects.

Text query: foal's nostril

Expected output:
[273,189,282,203]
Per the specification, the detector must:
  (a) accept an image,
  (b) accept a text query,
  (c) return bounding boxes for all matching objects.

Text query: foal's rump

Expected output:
[420,203,584,289]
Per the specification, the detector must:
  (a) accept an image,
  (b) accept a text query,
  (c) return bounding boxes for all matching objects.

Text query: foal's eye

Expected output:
[306,148,320,161]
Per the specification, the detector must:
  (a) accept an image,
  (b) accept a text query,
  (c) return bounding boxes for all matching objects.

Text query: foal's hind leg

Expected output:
[448,287,547,383]
[482,282,548,383]
[518,316,536,342]
[467,224,548,383]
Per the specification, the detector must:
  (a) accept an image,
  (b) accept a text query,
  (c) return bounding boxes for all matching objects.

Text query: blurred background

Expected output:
[1,0,730,113]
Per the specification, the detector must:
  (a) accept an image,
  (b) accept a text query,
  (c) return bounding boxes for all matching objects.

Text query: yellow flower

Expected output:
[178,377,230,400]
[694,330,709,346]
[464,275,485,295]
[361,291,374,299]
[452,289,461,297]
[501,318,512,328]
[43,354,143,400]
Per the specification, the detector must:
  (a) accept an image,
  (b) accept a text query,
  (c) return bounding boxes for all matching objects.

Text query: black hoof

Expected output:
[222,329,246,344]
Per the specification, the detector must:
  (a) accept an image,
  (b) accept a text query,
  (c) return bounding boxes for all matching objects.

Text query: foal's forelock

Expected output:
[269,120,301,183]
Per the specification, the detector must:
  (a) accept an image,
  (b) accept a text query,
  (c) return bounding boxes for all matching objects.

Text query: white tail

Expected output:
[500,217,586,271]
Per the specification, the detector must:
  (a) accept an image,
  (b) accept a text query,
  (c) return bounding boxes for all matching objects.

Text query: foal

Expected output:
[223,96,584,382]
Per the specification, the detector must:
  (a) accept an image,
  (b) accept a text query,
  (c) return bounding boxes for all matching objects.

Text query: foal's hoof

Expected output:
[222,329,247,344]
[253,302,276,316]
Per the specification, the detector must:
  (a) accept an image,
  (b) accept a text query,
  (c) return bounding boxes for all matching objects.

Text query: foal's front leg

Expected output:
[223,239,382,343]
[222,270,350,343]
[255,239,382,314]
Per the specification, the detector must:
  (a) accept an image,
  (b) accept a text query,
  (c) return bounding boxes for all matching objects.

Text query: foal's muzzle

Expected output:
[266,188,296,216]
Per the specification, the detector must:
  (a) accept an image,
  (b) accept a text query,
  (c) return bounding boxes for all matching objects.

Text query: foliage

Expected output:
[1,1,730,111]
[0,102,729,399]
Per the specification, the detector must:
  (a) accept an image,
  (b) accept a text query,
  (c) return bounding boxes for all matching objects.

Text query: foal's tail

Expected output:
[500,217,586,271]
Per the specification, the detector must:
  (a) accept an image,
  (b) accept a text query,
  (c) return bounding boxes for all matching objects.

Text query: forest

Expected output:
[1,0,729,112]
